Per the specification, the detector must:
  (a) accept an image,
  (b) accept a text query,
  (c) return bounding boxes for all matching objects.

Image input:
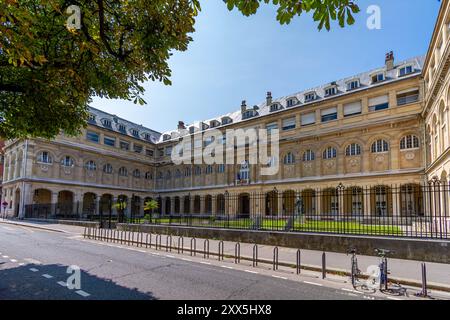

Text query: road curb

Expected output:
[0,220,67,233]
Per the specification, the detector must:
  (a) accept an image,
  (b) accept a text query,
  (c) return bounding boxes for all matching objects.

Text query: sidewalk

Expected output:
[2,219,450,290]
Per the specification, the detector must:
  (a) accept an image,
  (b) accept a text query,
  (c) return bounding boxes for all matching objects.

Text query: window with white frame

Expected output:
[102,119,112,128]
[145,171,153,180]
[217,164,225,173]
[345,143,361,156]
[343,101,362,117]
[119,167,128,176]
[85,160,97,171]
[266,122,278,133]
[282,117,296,131]
[131,129,139,137]
[86,131,100,143]
[60,156,74,167]
[133,169,141,178]
[37,151,52,164]
[270,104,282,112]
[284,152,295,165]
[194,166,202,175]
[205,165,213,174]
[323,147,337,159]
[103,163,113,174]
[400,135,419,150]
[346,79,360,91]
[118,124,126,133]
[301,112,316,126]
[303,150,315,162]
[185,167,191,177]
[399,65,413,77]
[321,107,338,122]
[371,72,385,83]
[325,86,337,97]
[371,140,389,153]
[287,98,297,107]
[304,92,316,102]
[369,95,389,112]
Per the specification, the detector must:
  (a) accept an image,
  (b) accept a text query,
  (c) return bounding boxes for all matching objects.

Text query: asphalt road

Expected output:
[0,223,373,300]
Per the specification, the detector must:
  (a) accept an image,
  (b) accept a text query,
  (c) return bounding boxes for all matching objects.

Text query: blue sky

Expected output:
[90,0,441,133]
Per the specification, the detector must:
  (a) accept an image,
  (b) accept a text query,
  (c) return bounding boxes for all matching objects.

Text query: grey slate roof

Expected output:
[158,55,425,143]
[87,106,162,144]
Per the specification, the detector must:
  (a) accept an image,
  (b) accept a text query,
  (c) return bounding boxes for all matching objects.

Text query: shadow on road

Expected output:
[0,263,156,300]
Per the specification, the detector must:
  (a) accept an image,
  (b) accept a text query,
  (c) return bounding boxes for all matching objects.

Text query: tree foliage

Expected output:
[0,0,358,140]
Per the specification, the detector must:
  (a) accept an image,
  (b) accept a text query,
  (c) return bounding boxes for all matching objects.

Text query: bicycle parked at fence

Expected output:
[347,247,374,292]
[374,248,407,296]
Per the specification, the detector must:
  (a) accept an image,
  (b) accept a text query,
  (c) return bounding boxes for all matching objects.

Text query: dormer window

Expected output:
[270,103,282,112]
[324,86,337,97]
[346,79,360,91]
[371,72,385,84]
[286,98,298,107]
[304,92,316,102]
[210,120,220,128]
[163,134,171,141]
[242,110,256,120]
[221,117,232,125]
[189,126,196,134]
[131,129,139,137]
[399,65,413,77]
[144,133,152,141]
[201,122,209,131]
[118,124,126,133]
[88,114,96,123]
[102,119,112,128]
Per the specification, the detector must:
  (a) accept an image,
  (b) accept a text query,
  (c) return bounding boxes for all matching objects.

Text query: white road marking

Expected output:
[341,288,363,294]
[200,261,211,265]
[386,296,402,300]
[181,258,192,262]
[220,265,234,269]
[2,255,9,258]
[75,290,90,297]
[271,275,288,280]
[166,255,175,258]
[18,263,25,266]
[29,268,39,272]
[303,281,323,287]
[10,259,17,263]
[244,270,259,274]
[24,258,42,264]
[42,274,53,279]
[57,281,67,287]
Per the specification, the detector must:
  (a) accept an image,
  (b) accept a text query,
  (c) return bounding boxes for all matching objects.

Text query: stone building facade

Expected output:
[2,1,450,220]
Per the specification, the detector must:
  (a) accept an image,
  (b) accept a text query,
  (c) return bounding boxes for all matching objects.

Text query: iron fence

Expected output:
[23,182,450,239]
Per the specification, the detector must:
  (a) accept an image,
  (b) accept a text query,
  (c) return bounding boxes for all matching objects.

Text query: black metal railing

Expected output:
[23,183,450,239]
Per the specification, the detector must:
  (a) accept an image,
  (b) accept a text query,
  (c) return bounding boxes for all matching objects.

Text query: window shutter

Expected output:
[344,101,362,116]
[301,113,316,125]
[368,95,389,106]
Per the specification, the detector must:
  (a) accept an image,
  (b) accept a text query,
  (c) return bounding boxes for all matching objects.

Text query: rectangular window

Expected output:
[282,117,296,131]
[86,131,99,143]
[146,149,154,157]
[266,122,278,133]
[104,136,116,147]
[325,87,337,97]
[158,148,164,157]
[372,73,385,83]
[120,141,129,151]
[321,107,338,122]
[165,146,172,156]
[346,80,360,91]
[304,92,316,102]
[343,101,362,117]
[397,88,419,106]
[369,95,389,112]
[399,65,413,77]
[301,112,316,126]
[134,144,143,153]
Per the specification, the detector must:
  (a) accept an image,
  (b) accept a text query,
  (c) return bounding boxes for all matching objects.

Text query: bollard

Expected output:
[94,228,98,240]
[166,235,172,252]
[156,234,162,250]
[322,252,326,279]
[146,233,150,248]
[253,244,258,267]
[416,263,428,298]
[218,241,224,261]
[83,227,87,238]
[296,250,301,275]
[204,239,210,259]
[120,230,123,244]
[178,236,184,254]
[273,247,279,271]
[190,238,196,256]
[235,242,241,264]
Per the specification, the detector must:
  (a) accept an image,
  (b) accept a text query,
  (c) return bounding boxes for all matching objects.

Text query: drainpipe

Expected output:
[20,139,29,219]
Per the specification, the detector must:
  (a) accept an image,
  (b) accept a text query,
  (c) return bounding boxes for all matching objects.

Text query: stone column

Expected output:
[338,188,345,217]
[392,186,400,221]
[315,188,322,217]
[200,196,205,214]
[95,196,100,216]
[51,191,58,216]
[190,196,195,214]
[277,192,283,217]
[363,190,371,221]
[180,197,185,215]
[211,195,217,216]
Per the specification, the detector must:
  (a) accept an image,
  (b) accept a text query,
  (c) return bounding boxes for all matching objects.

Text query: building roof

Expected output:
[158,55,425,143]
[87,106,162,144]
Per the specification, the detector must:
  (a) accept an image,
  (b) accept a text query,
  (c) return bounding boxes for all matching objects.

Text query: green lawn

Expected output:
[128,216,403,236]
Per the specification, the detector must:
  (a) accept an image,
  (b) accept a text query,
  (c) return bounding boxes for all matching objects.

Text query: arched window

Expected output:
[37,151,52,164]
[371,139,389,153]
[118,167,128,176]
[166,171,171,179]
[133,169,141,178]
[217,164,225,173]
[175,169,182,178]
[400,135,420,150]
[284,152,295,165]
[85,160,96,171]
[103,163,113,174]
[205,165,213,174]
[323,147,337,160]
[185,167,191,177]
[194,166,202,175]
[303,150,315,162]
[145,171,153,180]
[157,171,163,180]
[345,143,361,156]
[61,156,74,167]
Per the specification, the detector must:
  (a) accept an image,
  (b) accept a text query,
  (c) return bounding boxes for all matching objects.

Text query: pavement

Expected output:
[0,219,449,300]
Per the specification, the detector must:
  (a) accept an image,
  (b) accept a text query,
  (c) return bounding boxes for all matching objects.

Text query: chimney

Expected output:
[385,51,394,71]
[266,91,272,105]
[177,121,185,130]
[241,100,247,113]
